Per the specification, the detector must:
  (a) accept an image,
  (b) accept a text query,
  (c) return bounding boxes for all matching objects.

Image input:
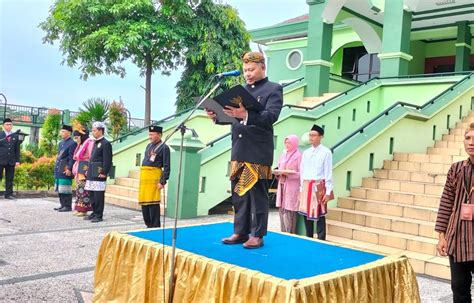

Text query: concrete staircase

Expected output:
[327,113,474,280]
[298,93,341,107]
[105,170,167,212]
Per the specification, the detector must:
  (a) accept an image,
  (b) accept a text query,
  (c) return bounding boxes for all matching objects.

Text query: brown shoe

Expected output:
[243,237,264,249]
[222,234,249,245]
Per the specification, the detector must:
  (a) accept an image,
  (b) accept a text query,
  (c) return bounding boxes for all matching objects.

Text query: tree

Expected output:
[40,109,61,157]
[175,0,250,111]
[40,0,192,125]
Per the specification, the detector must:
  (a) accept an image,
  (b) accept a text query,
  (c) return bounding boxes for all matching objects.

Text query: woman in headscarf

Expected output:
[275,135,302,234]
[71,126,93,216]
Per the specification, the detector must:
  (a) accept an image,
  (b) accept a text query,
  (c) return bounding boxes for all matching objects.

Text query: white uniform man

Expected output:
[299,124,333,240]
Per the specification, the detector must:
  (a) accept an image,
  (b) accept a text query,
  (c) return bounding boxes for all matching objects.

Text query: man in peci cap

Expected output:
[54,124,77,211]
[206,51,283,248]
[0,118,21,199]
[298,124,334,240]
[138,125,170,228]
[84,121,113,223]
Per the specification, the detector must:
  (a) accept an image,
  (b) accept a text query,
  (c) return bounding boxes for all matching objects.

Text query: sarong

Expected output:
[55,178,73,194]
[75,179,92,212]
[230,161,272,196]
[298,179,332,220]
[138,166,162,205]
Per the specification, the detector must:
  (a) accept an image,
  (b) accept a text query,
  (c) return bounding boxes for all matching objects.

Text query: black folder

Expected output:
[200,85,263,125]
[89,162,104,178]
[214,85,264,112]
[58,159,69,173]
[77,160,89,174]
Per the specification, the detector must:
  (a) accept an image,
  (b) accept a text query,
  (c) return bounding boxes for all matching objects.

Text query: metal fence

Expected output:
[0,101,148,130]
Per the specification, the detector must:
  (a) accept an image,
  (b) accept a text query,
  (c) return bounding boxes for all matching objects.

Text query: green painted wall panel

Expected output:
[409,41,426,74]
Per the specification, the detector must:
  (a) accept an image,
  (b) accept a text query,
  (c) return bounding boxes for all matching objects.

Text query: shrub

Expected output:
[14,163,33,190]
[28,156,56,190]
[40,109,61,156]
[24,143,45,158]
[20,150,37,164]
[109,100,128,140]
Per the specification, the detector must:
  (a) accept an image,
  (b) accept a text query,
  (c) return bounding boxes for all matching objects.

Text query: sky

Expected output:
[0,0,308,121]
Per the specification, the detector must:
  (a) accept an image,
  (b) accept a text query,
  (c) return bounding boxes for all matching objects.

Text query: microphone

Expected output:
[15,129,21,134]
[215,70,241,78]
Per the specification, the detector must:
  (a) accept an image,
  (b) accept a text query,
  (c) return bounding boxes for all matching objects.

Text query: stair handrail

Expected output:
[330,73,362,84]
[111,108,194,143]
[331,72,474,153]
[282,77,304,88]
[205,76,392,147]
[205,73,473,149]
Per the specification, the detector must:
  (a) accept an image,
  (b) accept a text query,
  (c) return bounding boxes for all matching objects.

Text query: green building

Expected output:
[107,0,473,279]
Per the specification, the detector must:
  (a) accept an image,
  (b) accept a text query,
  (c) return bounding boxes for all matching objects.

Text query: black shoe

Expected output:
[58,207,72,212]
[53,206,62,210]
[4,196,16,200]
[91,217,103,223]
[84,214,96,220]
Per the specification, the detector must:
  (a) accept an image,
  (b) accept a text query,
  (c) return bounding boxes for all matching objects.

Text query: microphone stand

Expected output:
[163,76,224,302]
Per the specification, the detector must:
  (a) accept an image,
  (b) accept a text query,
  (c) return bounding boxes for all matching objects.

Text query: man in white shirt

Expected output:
[299,124,333,240]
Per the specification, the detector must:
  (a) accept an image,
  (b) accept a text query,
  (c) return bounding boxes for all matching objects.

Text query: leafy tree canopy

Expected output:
[40,0,190,80]
[175,0,250,111]
[40,0,192,124]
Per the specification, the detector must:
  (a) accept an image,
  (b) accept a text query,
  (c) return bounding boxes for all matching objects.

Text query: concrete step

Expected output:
[450,128,466,135]
[362,178,444,196]
[326,219,438,255]
[326,235,450,279]
[337,197,438,222]
[455,121,473,129]
[327,207,437,238]
[128,170,140,179]
[106,184,138,199]
[105,193,140,210]
[427,146,463,156]
[383,160,451,174]
[105,193,166,213]
[434,140,464,149]
[392,152,464,164]
[115,177,139,189]
[441,134,465,142]
[350,187,440,208]
[373,169,446,184]
[299,93,341,107]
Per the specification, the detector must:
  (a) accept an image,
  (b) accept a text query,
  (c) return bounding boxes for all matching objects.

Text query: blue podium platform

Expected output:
[129,222,383,280]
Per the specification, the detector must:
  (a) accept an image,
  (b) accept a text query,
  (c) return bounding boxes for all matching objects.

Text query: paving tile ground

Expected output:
[0,197,458,302]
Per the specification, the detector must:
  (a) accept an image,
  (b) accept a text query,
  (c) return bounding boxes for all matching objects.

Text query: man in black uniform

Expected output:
[53,124,77,211]
[84,122,113,223]
[0,118,21,199]
[138,125,170,228]
[207,51,283,248]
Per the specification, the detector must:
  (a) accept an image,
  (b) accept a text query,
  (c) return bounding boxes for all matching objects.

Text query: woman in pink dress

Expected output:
[72,128,94,216]
[275,135,302,234]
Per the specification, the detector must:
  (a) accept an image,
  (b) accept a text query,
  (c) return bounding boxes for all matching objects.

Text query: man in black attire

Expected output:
[0,118,21,199]
[138,125,170,228]
[84,122,113,223]
[206,52,283,249]
[53,124,77,211]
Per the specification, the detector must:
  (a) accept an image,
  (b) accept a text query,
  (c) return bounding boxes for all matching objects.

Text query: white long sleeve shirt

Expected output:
[300,144,333,194]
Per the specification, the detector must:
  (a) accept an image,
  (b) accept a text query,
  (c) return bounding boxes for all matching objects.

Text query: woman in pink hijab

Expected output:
[275,135,302,234]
